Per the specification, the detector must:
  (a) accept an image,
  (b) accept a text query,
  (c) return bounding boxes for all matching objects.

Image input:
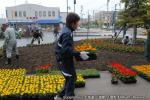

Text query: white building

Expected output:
[6,4,61,24]
[95,11,114,28]
[60,12,67,23]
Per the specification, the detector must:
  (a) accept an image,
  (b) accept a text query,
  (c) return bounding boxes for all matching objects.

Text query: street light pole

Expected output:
[74,0,76,13]
[113,4,117,33]
[107,0,110,11]
[93,10,95,21]
[87,10,90,39]
[67,0,68,14]
[80,5,83,27]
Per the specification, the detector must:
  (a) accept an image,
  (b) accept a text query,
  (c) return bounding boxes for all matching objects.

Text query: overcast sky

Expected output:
[0,0,121,18]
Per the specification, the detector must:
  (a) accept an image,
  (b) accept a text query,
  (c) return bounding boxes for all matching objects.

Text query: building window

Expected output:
[35,11,38,17]
[39,11,42,17]
[52,11,55,17]
[15,11,17,17]
[43,11,46,17]
[23,11,26,17]
[19,11,22,17]
[48,11,51,17]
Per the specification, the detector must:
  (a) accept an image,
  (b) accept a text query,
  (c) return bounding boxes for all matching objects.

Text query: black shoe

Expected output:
[16,55,19,59]
[16,55,20,67]
[5,58,11,65]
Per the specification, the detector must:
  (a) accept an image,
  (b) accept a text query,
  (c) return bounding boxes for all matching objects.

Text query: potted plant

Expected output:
[111,73,118,84]
[74,43,97,61]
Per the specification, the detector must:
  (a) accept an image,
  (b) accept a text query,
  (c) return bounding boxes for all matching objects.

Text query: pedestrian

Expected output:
[53,24,60,43]
[0,24,6,56]
[55,13,89,100]
[31,29,43,44]
[127,38,133,45]
[3,24,19,65]
[122,36,130,45]
[114,32,117,37]
[0,24,6,39]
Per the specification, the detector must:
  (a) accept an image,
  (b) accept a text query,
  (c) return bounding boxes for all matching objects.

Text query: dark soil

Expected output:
[0,44,149,74]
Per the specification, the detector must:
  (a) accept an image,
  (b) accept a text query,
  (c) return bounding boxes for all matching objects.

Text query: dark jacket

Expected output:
[32,30,42,38]
[55,26,79,63]
[53,28,59,37]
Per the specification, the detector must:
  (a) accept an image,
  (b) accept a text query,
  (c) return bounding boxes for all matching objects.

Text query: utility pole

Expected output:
[13,0,17,27]
[107,0,110,29]
[113,4,117,33]
[107,0,110,11]
[74,0,76,13]
[93,10,95,28]
[99,12,101,29]
[87,11,90,39]
[107,4,109,12]
[93,10,95,21]
[67,0,68,14]
[80,5,83,27]
[119,3,121,10]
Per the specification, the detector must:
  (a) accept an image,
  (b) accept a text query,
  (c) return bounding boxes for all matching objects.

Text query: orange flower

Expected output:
[75,44,96,52]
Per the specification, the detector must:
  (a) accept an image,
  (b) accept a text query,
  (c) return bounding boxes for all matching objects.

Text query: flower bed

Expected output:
[80,39,144,53]
[49,69,100,79]
[108,62,137,84]
[76,75,86,88]
[0,68,85,99]
[35,65,50,74]
[26,43,51,47]
[75,43,97,61]
[76,69,100,78]
[132,65,150,82]
[0,68,26,76]
[0,93,55,100]
[75,43,96,52]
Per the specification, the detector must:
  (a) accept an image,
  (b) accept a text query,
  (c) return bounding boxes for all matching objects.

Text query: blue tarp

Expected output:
[36,19,62,25]
[8,17,62,25]
[8,20,35,24]
[36,16,62,24]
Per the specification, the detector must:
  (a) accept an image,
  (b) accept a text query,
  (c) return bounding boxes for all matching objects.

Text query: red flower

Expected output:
[35,64,51,69]
[109,62,137,77]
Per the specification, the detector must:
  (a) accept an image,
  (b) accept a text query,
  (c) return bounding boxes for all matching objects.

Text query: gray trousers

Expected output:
[4,41,19,58]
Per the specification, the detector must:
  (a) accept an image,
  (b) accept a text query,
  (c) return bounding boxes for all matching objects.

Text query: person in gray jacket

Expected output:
[3,24,19,65]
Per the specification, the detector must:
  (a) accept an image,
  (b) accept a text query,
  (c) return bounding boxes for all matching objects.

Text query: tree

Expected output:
[117,0,148,43]
[144,0,150,61]
[118,0,150,61]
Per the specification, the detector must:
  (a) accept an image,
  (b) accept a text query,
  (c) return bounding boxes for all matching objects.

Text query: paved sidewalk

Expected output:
[75,71,150,100]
